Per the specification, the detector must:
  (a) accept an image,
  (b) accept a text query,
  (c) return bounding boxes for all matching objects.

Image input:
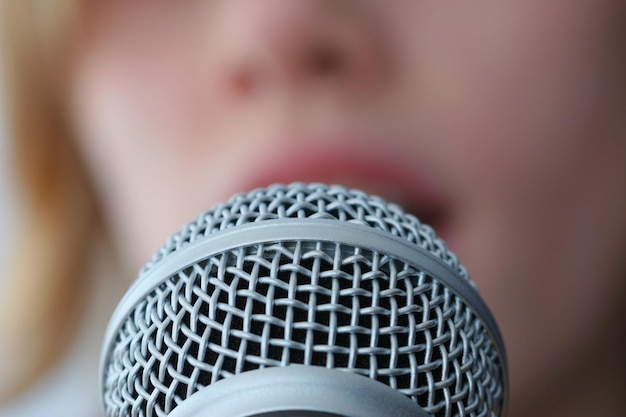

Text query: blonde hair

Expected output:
[0,0,100,401]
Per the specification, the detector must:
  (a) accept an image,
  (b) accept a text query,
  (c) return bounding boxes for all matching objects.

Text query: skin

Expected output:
[68,1,626,416]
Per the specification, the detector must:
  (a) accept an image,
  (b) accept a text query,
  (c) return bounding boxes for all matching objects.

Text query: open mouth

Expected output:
[236,140,452,243]
[399,198,449,235]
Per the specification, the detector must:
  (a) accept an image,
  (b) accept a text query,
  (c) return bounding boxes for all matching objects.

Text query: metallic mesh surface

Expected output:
[101,183,505,417]
[139,183,469,284]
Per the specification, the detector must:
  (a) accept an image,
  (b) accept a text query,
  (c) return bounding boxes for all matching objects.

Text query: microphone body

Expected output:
[100,183,507,417]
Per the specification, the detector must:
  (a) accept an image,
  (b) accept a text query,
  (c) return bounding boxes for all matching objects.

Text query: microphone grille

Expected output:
[141,183,469,282]
[101,183,506,417]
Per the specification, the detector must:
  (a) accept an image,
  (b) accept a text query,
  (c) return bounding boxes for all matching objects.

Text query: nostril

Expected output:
[232,69,256,95]
[217,3,386,97]
[229,65,262,96]
[304,42,348,78]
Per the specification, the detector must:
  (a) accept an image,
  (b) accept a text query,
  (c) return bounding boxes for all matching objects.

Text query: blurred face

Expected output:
[69,1,626,415]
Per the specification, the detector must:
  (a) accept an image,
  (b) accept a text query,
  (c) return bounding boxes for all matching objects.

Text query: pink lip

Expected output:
[236,140,452,239]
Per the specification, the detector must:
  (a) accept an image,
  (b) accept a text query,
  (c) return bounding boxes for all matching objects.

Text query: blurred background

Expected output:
[0,44,17,279]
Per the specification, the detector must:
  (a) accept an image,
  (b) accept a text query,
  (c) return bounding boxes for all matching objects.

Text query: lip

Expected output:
[236,140,452,241]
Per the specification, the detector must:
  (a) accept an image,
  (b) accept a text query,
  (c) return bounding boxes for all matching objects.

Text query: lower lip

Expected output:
[236,141,452,240]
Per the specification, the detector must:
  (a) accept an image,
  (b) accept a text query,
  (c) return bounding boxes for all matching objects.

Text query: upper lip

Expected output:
[235,139,451,235]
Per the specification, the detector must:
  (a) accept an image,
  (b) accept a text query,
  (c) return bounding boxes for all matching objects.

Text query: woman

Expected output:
[1,1,625,416]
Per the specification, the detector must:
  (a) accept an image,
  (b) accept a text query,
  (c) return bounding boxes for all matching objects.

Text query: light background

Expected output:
[0,47,16,277]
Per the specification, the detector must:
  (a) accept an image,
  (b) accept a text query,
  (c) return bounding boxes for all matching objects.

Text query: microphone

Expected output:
[100,183,507,417]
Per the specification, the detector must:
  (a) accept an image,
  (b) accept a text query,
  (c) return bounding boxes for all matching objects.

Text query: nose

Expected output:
[210,0,388,98]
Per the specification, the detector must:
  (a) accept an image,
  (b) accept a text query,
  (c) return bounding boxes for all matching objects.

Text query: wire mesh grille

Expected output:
[139,183,469,284]
[102,184,505,417]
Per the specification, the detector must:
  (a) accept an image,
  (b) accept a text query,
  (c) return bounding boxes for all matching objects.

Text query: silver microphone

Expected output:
[100,183,507,417]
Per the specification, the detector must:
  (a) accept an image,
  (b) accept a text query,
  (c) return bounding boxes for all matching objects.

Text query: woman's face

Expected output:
[69,0,626,414]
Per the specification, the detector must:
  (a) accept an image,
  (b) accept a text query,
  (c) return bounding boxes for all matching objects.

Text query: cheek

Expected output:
[389,0,619,185]
[383,0,626,398]
[84,51,205,143]
[76,1,233,151]
[70,40,223,268]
